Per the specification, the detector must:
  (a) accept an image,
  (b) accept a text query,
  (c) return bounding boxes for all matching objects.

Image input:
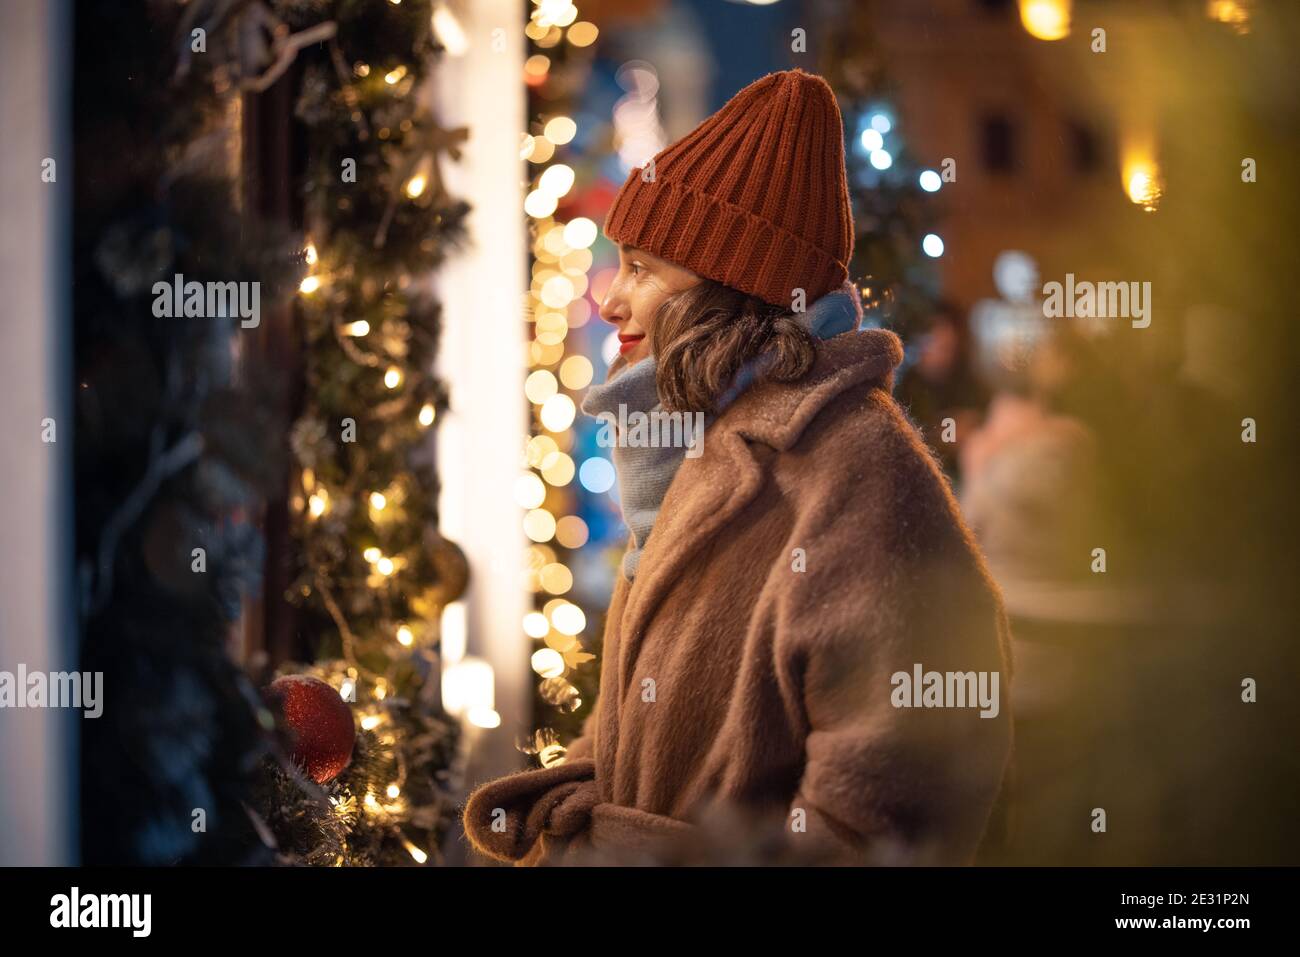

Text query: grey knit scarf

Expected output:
[580,282,863,581]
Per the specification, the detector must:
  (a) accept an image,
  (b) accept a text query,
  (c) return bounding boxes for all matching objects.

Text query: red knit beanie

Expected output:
[603,69,854,309]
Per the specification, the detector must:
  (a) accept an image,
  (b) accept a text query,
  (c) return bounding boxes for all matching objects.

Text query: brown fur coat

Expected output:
[463,329,1014,865]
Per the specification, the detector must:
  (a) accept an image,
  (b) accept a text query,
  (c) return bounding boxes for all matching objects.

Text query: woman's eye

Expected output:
[629,262,644,276]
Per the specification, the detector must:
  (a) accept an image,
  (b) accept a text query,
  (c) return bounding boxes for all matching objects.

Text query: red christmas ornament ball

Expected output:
[265,675,356,784]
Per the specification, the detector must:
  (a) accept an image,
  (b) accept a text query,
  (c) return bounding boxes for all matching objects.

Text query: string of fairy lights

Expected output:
[293,233,445,857]
[519,0,602,766]
[297,235,439,592]
[293,3,606,781]
[279,0,467,864]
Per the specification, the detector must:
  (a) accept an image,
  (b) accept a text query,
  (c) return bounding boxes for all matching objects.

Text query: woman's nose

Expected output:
[598,280,626,325]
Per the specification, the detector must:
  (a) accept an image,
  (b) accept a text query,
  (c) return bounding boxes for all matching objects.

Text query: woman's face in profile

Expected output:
[598,243,699,366]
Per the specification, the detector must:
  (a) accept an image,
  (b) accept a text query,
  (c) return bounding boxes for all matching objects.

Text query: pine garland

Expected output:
[260,0,470,866]
[74,0,469,866]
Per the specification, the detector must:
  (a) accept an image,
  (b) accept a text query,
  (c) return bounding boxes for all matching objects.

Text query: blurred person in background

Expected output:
[959,307,1281,864]
[895,300,989,486]
[959,327,1105,597]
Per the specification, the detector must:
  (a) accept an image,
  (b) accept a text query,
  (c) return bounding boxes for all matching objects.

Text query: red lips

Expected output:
[617,333,645,356]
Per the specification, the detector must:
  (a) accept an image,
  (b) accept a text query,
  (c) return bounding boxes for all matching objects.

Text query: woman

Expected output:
[463,70,1013,866]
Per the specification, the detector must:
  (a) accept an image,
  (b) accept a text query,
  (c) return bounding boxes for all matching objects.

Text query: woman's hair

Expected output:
[650,278,816,413]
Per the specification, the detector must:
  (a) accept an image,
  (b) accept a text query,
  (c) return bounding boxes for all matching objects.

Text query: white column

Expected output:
[0,0,74,865]
[429,1,530,783]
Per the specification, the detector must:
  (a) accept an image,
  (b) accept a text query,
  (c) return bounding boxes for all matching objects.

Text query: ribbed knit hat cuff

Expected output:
[603,173,849,310]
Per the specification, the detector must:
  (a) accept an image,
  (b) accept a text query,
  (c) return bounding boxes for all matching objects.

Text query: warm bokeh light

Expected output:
[528,340,565,366]
[540,394,576,431]
[1019,0,1070,41]
[1206,0,1250,34]
[514,472,547,509]
[523,612,550,639]
[523,508,557,543]
[558,354,593,389]
[524,54,550,78]
[562,217,598,249]
[540,563,573,595]
[308,489,330,518]
[525,137,555,164]
[540,275,575,309]
[468,707,501,729]
[539,163,576,198]
[535,312,568,345]
[540,451,575,487]
[535,0,579,29]
[524,369,558,404]
[544,116,577,145]
[524,189,558,218]
[1122,136,1163,212]
[531,647,566,679]
[1125,166,1163,211]
[567,21,598,47]
[560,248,593,276]
[526,434,559,467]
[541,224,568,257]
[554,515,589,549]
[550,601,586,636]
